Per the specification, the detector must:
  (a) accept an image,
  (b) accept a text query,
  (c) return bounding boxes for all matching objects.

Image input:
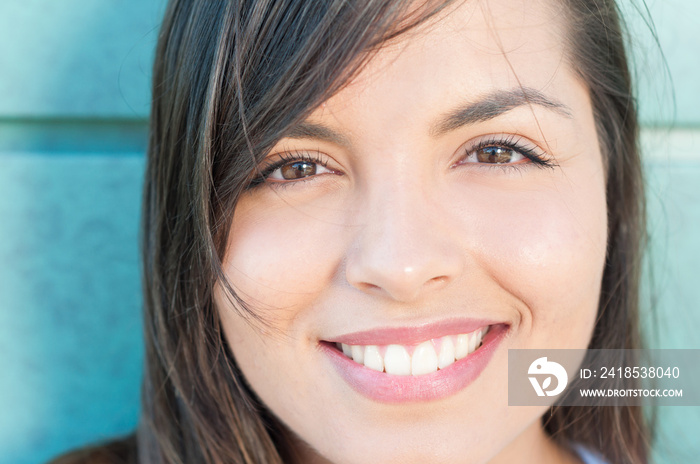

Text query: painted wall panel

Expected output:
[0,154,144,464]
[0,0,164,118]
[643,152,700,464]
[626,0,700,125]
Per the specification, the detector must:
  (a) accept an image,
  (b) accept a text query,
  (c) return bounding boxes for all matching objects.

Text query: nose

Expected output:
[344,181,465,303]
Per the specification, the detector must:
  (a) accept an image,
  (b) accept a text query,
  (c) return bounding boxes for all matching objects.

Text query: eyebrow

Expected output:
[285,122,351,147]
[432,87,573,136]
[283,87,572,144]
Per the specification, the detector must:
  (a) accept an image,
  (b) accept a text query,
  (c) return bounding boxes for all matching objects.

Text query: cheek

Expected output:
[456,168,607,343]
[223,196,347,319]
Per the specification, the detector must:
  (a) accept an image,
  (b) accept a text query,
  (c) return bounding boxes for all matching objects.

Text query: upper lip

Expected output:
[325,318,501,346]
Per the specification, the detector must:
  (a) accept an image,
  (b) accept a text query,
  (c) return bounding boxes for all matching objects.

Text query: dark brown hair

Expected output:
[52,0,650,463]
[543,2,650,464]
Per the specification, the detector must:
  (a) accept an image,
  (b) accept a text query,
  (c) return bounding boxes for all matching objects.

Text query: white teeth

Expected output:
[336,326,490,376]
[363,345,384,372]
[351,344,364,364]
[437,335,455,369]
[411,341,439,375]
[468,331,478,353]
[455,334,470,360]
[384,345,412,375]
[471,328,485,353]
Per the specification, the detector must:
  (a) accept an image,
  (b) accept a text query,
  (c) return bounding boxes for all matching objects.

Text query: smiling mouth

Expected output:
[332,326,489,376]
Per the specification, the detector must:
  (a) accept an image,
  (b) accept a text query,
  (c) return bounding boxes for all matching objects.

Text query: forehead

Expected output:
[303,0,574,133]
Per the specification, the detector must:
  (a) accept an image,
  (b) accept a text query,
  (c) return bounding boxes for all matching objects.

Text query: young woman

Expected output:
[54,0,649,462]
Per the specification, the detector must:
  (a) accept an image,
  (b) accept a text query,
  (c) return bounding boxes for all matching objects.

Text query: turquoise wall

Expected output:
[0,2,161,463]
[0,1,698,464]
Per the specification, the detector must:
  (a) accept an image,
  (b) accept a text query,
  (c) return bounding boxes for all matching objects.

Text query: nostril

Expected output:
[356,282,382,294]
[422,275,450,291]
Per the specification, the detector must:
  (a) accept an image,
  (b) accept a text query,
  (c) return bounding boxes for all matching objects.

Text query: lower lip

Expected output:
[321,324,507,403]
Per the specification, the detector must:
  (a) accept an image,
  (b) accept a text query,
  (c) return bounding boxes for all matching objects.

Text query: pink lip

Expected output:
[321,323,507,403]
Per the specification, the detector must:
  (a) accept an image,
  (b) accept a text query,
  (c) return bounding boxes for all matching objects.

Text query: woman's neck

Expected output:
[487,419,583,464]
[290,418,584,464]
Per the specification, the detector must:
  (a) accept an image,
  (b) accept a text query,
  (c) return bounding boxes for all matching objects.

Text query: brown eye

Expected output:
[474,146,523,164]
[280,161,317,180]
[267,159,333,181]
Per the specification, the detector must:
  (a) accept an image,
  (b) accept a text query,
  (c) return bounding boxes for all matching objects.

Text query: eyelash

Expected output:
[460,135,556,170]
[248,152,332,188]
[247,135,556,188]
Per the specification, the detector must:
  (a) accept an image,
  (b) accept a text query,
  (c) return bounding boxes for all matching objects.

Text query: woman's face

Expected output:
[215,0,606,462]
